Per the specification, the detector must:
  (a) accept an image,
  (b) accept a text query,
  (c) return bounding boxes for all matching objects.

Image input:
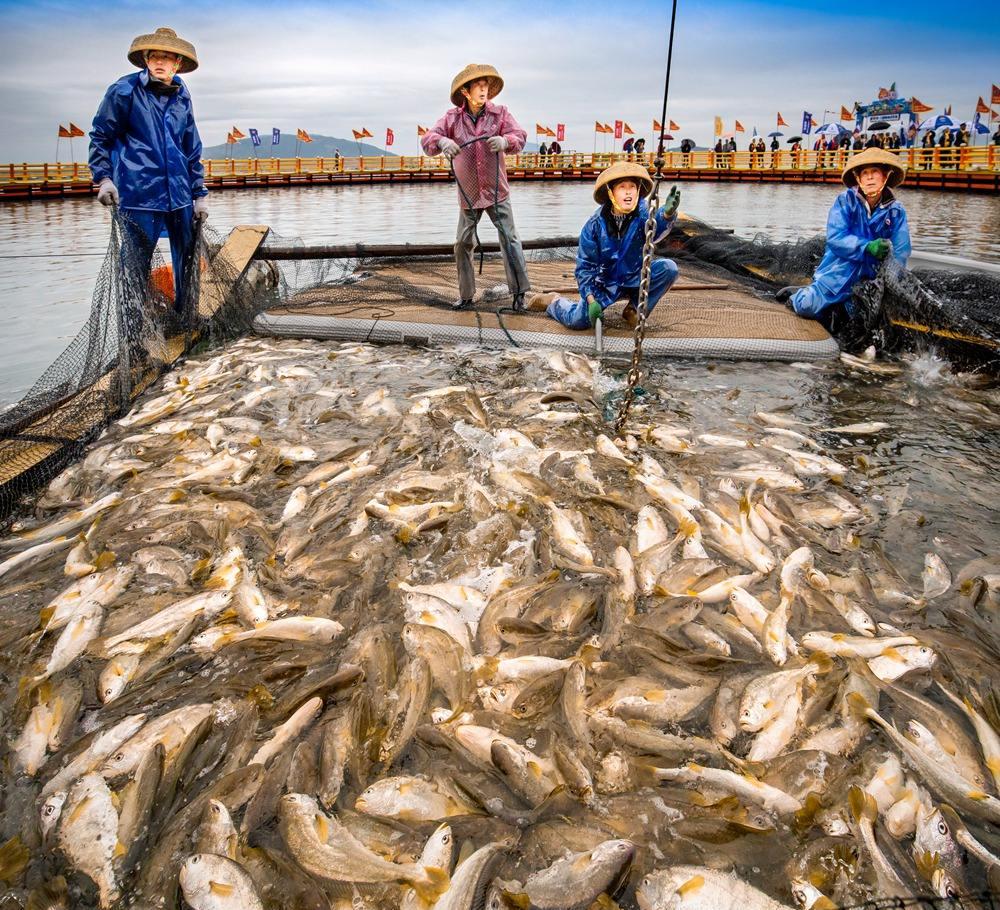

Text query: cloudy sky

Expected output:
[0,0,996,160]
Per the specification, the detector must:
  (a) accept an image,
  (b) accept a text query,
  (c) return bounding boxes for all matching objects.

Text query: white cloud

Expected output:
[0,0,993,161]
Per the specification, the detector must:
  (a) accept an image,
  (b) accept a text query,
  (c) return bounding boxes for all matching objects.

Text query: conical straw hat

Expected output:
[593,161,653,204]
[450,64,503,107]
[128,27,199,74]
[842,147,906,188]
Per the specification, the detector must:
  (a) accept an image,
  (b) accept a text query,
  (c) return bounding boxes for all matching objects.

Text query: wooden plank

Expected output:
[197,225,269,319]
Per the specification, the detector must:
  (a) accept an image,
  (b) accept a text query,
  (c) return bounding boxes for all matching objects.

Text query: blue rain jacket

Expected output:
[792,187,911,318]
[89,70,207,212]
[575,201,676,308]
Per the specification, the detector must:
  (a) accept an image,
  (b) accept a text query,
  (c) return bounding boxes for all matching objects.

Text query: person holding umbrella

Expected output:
[776,147,911,341]
[89,27,207,315]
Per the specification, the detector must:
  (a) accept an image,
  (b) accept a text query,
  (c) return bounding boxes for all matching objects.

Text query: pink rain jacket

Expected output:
[422,102,527,209]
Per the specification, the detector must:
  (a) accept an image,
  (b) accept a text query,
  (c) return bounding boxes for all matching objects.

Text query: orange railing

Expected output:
[3,147,997,186]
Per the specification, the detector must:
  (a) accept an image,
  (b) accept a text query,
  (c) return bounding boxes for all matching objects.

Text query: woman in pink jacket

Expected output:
[421,64,531,311]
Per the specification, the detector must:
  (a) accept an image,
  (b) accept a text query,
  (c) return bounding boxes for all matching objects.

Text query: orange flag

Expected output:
[352,129,365,140]
[545,126,556,137]
[231,127,246,140]
[603,123,613,133]
[992,84,1000,105]
[776,112,788,127]
[653,119,662,133]
[669,120,680,131]
[910,97,933,114]
[58,125,72,138]
[976,96,991,114]
[734,120,745,133]
[68,123,85,138]
[840,105,854,121]
[226,132,235,144]
[361,128,373,138]
[535,122,547,134]
[810,115,819,129]
[623,123,634,135]
[297,129,312,142]
[417,125,428,136]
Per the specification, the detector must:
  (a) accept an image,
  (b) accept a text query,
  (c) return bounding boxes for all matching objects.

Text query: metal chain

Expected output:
[613,169,664,435]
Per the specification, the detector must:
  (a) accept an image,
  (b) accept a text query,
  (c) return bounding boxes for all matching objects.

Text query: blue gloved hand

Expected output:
[660,185,681,218]
[438,138,460,160]
[97,179,119,207]
[865,238,892,260]
[486,136,508,153]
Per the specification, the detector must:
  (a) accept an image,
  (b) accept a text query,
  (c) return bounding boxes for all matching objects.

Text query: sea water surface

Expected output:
[0,181,999,407]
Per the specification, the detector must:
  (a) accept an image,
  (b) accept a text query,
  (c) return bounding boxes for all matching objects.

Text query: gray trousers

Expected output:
[455,200,531,301]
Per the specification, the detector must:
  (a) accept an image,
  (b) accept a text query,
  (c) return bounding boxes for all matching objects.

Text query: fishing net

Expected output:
[0,208,264,521]
[838,897,1000,910]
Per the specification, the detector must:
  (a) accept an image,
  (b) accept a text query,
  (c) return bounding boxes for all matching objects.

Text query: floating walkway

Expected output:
[3,148,998,201]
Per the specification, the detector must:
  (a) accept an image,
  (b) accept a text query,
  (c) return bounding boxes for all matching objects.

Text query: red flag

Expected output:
[776,112,788,127]
[417,125,428,136]
[992,84,1000,105]
[910,97,933,114]
[68,123,85,138]
[58,125,72,138]
[385,127,394,147]
[614,120,623,139]
[232,126,246,140]
[840,105,854,121]
[734,120,745,133]
[622,122,634,135]
[977,96,991,114]
[556,123,565,141]
[669,120,680,131]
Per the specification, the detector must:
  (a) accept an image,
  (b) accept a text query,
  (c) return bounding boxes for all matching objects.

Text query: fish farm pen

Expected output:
[0,209,999,910]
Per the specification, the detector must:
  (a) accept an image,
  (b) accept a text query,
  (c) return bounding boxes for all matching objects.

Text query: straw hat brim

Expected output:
[593,161,654,204]
[450,64,503,107]
[842,147,906,188]
[128,28,198,74]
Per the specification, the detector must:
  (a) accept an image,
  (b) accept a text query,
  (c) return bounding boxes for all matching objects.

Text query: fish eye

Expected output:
[442,833,451,843]
[191,856,201,865]
[43,805,54,816]
[937,820,948,835]
[114,752,124,762]
[946,884,958,898]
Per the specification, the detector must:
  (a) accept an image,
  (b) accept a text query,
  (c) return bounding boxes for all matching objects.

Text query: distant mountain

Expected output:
[203,133,544,159]
[202,133,398,159]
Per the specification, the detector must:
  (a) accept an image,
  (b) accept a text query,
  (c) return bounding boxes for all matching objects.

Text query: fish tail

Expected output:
[413,865,450,901]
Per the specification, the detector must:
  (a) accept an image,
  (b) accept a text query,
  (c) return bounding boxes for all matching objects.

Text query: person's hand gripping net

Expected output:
[865,238,893,260]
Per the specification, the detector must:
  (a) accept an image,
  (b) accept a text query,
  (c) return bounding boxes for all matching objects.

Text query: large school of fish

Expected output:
[0,337,998,910]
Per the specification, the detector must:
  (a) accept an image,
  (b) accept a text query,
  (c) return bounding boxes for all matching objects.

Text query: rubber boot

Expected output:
[511,293,527,313]
[622,305,639,329]
[452,298,474,311]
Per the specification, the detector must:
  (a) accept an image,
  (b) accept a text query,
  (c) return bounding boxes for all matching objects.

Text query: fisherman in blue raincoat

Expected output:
[778,147,911,335]
[531,162,679,329]
[89,27,207,314]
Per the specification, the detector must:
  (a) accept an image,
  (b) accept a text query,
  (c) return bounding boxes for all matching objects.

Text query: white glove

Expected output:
[193,196,209,221]
[97,178,119,207]
[486,135,508,153]
[438,138,460,160]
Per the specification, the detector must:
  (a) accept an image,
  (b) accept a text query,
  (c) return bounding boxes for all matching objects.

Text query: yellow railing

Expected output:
[3,147,998,186]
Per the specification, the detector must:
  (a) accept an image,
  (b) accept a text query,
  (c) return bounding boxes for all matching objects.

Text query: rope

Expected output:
[613,0,680,435]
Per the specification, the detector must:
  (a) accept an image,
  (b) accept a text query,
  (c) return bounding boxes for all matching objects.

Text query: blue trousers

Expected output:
[120,207,195,314]
[546,258,679,330]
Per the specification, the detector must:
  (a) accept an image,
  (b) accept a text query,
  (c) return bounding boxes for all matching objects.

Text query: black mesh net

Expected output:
[0,208,264,521]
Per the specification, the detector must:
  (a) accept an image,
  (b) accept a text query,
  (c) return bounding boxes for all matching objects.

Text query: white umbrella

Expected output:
[814,123,848,137]
[918,114,956,131]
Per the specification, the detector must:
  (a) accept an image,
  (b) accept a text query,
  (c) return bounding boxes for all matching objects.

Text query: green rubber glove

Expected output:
[660,185,681,218]
[865,238,892,260]
[587,296,603,327]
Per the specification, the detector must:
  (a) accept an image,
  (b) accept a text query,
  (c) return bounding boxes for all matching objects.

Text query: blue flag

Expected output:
[249,128,261,147]
[802,111,812,135]
[272,128,280,145]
